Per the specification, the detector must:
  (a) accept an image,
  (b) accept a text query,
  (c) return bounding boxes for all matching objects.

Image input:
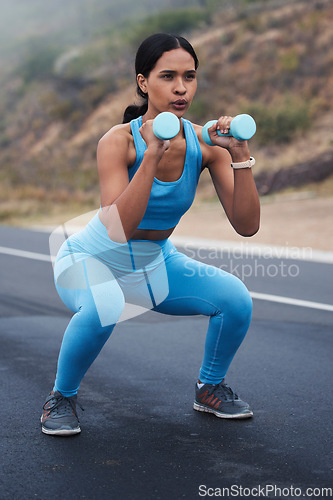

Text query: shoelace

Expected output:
[43,394,84,417]
[213,381,239,401]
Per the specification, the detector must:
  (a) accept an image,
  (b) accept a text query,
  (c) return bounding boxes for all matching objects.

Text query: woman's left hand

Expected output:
[207,116,247,151]
[207,115,251,161]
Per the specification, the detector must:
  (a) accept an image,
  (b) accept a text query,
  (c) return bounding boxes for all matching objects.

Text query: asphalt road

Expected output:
[0,225,332,500]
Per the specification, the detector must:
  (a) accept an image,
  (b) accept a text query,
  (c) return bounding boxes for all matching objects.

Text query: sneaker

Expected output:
[193,379,253,419]
[41,390,82,436]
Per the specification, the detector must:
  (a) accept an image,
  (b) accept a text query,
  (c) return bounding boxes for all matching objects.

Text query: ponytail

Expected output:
[123,99,148,123]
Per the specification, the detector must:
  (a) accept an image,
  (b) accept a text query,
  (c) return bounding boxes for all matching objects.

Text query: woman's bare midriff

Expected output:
[131,227,175,240]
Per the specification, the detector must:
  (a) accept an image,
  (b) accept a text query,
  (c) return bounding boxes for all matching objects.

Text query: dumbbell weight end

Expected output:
[153,112,180,140]
[202,114,256,145]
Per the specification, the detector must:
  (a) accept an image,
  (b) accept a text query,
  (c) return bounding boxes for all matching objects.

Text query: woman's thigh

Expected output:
[153,251,252,318]
[54,253,125,327]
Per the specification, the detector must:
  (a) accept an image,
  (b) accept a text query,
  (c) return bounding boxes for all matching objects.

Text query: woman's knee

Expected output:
[58,282,124,330]
[215,272,253,324]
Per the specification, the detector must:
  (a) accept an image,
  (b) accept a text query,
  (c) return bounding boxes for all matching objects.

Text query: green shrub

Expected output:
[60,49,103,80]
[128,7,208,46]
[278,49,300,72]
[19,38,62,83]
[245,97,313,145]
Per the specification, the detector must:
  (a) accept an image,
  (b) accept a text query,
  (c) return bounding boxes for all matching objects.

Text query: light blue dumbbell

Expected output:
[202,114,256,146]
[153,112,180,140]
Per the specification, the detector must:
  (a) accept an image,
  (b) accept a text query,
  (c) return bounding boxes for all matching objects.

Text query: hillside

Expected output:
[0,0,332,223]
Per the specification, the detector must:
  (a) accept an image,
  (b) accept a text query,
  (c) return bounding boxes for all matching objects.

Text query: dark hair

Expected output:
[123,33,199,123]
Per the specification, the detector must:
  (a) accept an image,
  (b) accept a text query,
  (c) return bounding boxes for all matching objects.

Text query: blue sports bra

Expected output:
[129,116,202,230]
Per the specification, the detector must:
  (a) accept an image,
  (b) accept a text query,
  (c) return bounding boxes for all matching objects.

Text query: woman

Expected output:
[41,33,260,436]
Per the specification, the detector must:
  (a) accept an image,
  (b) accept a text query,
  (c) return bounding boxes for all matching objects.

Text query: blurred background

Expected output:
[0,0,332,245]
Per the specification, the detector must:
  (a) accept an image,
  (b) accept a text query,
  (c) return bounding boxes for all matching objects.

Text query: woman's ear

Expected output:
[137,74,147,94]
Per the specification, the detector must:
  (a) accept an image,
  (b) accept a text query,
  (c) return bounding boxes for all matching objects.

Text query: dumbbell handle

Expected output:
[202,114,256,145]
[153,112,180,140]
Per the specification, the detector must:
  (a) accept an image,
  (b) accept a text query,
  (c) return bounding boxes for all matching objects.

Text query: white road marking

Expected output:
[0,245,51,262]
[250,292,333,312]
[0,244,332,312]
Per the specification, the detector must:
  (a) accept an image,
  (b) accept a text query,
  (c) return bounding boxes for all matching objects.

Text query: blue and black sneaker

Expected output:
[194,379,253,419]
[41,391,82,436]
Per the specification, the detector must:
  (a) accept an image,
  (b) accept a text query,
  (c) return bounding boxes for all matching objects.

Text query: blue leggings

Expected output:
[53,215,252,397]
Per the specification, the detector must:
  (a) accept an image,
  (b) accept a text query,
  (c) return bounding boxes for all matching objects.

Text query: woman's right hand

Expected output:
[139,119,170,157]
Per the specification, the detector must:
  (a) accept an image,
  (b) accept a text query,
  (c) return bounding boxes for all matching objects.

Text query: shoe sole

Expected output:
[193,402,253,419]
[41,426,81,436]
[41,416,81,436]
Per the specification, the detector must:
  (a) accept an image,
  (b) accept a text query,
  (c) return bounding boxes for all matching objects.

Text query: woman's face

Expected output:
[137,48,197,118]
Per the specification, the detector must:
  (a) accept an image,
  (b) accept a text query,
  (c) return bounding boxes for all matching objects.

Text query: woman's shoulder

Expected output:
[97,122,136,166]
[188,121,202,137]
[184,119,206,145]
[99,122,132,146]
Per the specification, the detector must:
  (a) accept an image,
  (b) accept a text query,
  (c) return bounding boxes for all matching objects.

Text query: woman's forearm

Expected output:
[228,144,260,237]
[232,168,260,236]
[100,148,161,242]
